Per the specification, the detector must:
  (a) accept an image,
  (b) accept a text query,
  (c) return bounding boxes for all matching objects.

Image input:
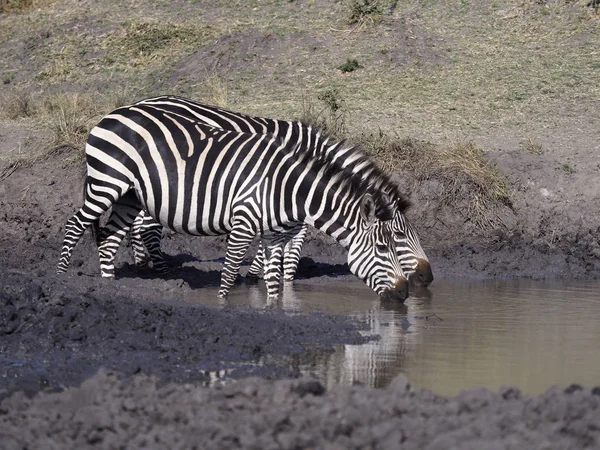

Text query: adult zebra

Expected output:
[57,102,409,301]
[125,96,433,287]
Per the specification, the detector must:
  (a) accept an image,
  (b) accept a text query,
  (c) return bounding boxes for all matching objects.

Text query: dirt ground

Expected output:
[2,0,600,448]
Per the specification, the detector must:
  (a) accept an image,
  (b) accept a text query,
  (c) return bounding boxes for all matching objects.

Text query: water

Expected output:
[185,279,600,396]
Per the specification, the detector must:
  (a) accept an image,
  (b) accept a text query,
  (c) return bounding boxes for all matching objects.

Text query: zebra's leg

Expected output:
[282,224,308,282]
[246,242,264,279]
[97,191,143,278]
[218,222,256,298]
[263,238,285,298]
[130,211,150,267]
[130,211,169,274]
[57,177,118,274]
[137,214,169,274]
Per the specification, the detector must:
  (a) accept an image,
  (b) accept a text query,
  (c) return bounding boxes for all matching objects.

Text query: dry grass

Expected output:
[0,90,139,174]
[38,94,99,154]
[346,0,388,25]
[1,0,598,223]
[0,0,53,13]
[0,91,35,119]
[116,20,216,60]
[299,89,347,139]
[361,130,512,230]
[521,138,544,155]
[189,72,230,108]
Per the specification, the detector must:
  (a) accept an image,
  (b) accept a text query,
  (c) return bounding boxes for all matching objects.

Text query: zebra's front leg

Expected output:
[263,240,284,298]
[219,225,256,298]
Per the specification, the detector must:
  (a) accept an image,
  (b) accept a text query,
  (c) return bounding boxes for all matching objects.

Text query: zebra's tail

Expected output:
[83,175,101,246]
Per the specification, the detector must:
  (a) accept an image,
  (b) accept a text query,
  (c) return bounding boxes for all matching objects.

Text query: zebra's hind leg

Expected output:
[218,221,257,298]
[130,211,150,267]
[97,191,143,278]
[282,224,308,282]
[57,177,117,274]
[131,211,169,274]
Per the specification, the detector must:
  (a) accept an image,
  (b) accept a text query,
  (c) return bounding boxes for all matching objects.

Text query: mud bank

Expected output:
[0,269,369,401]
[2,369,599,450]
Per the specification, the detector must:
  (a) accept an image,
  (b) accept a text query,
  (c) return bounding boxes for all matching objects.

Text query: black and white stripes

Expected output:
[57,100,410,300]
[125,96,433,287]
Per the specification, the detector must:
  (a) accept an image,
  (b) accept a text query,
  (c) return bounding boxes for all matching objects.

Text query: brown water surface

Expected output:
[186,279,600,395]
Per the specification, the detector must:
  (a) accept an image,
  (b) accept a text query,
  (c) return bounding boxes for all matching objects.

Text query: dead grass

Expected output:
[0,90,139,174]
[0,0,53,13]
[521,138,544,155]
[346,0,388,25]
[361,130,512,230]
[116,20,216,60]
[0,91,35,119]
[299,89,347,139]
[189,72,230,108]
[37,94,99,154]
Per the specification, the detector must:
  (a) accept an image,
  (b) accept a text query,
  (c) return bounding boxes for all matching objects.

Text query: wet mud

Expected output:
[0,141,599,447]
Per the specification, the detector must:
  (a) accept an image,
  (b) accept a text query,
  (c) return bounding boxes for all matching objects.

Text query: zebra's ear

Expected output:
[376,193,395,221]
[360,194,377,224]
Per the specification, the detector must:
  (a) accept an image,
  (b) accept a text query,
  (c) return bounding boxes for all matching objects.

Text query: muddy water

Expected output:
[185,279,600,396]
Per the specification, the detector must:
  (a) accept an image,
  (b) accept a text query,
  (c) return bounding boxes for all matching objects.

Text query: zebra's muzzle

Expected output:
[409,258,434,287]
[381,278,409,303]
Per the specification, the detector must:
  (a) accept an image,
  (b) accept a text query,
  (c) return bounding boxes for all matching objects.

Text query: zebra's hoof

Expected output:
[135,258,150,268]
[246,271,261,279]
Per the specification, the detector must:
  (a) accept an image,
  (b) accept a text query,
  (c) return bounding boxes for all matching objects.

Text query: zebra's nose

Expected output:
[381,278,409,303]
[410,258,433,287]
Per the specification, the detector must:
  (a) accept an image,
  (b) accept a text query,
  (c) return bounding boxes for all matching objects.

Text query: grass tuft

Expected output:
[521,138,544,155]
[300,88,347,139]
[362,130,512,230]
[347,0,386,25]
[192,72,229,108]
[118,20,216,59]
[338,59,362,73]
[0,91,35,119]
[0,0,53,12]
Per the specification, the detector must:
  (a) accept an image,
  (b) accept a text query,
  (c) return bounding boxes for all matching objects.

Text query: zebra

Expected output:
[123,96,433,287]
[56,101,410,301]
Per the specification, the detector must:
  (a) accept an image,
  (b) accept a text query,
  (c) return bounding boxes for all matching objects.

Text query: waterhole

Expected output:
[186,278,600,396]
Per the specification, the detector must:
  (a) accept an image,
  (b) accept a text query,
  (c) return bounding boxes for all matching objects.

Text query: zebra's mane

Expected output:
[288,122,411,218]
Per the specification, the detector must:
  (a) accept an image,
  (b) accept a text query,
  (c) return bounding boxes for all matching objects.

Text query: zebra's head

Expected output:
[347,194,409,302]
[391,211,434,287]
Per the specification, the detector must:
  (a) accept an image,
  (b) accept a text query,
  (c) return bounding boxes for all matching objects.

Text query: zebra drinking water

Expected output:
[124,96,433,287]
[57,102,409,301]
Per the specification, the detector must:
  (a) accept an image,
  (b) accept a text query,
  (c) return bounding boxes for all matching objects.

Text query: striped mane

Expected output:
[290,122,411,218]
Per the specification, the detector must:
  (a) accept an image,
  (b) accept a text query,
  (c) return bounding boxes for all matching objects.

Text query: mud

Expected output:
[2,369,599,449]
[1,156,600,448]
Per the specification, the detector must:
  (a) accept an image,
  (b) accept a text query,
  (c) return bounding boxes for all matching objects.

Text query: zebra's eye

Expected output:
[394,231,406,241]
[376,243,388,253]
